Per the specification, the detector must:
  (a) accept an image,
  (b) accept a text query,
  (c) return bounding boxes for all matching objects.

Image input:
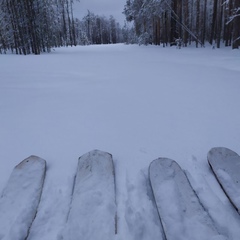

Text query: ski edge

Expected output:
[207,147,240,214]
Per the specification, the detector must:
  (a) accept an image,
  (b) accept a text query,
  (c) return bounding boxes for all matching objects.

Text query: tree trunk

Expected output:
[210,0,218,45]
[232,0,240,49]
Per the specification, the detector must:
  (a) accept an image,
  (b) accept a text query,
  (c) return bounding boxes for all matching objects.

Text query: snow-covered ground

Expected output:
[0,44,240,239]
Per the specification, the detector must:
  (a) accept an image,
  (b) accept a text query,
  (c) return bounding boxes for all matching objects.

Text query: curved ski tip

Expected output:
[149,157,178,171]
[79,149,112,159]
[208,147,233,154]
[15,155,46,169]
[208,147,239,161]
[91,149,112,156]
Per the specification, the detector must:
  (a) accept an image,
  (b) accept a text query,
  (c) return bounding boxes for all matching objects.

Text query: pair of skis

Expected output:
[0,148,239,239]
[0,150,116,240]
[149,147,240,240]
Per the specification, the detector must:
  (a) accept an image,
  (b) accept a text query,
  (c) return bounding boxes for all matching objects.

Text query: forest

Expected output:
[0,0,239,54]
[0,0,123,54]
[124,0,240,48]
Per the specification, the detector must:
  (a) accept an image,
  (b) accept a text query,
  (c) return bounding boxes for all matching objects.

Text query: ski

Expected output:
[208,147,240,213]
[149,157,225,240]
[63,149,117,240]
[0,155,46,240]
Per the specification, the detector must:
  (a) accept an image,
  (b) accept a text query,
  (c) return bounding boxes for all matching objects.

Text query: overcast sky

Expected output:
[73,0,126,25]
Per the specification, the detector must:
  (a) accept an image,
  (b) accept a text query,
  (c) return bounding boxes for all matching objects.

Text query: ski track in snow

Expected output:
[0,44,240,239]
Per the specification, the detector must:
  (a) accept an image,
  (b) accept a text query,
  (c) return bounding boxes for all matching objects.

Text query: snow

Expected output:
[0,44,240,239]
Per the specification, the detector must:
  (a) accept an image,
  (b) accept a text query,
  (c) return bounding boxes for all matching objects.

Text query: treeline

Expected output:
[0,0,77,54]
[74,11,122,45]
[0,0,123,54]
[1,0,239,54]
[123,0,240,49]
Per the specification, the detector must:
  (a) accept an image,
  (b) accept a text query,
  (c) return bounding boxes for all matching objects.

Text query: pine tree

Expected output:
[232,0,240,48]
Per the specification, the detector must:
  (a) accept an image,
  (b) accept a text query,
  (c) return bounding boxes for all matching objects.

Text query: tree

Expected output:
[232,0,240,48]
[0,0,79,54]
[123,0,239,48]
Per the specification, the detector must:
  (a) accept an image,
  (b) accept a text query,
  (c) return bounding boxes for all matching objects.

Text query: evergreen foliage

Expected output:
[1,0,239,54]
[0,0,124,54]
[123,0,240,49]
[0,0,78,54]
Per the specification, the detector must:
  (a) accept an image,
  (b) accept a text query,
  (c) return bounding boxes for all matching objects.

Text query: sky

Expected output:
[73,0,127,25]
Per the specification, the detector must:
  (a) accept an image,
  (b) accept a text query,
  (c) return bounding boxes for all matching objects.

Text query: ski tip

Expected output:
[77,150,114,175]
[15,155,47,169]
[78,149,112,160]
[208,146,239,154]
[149,157,179,172]
[207,147,239,163]
[208,147,234,154]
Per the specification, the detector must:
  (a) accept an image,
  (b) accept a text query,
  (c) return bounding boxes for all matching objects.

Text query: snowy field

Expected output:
[0,44,240,239]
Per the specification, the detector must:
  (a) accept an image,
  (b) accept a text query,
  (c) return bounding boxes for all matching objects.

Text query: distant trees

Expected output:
[123,0,240,49]
[0,0,78,54]
[0,1,123,54]
[78,11,122,45]
[1,0,238,54]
